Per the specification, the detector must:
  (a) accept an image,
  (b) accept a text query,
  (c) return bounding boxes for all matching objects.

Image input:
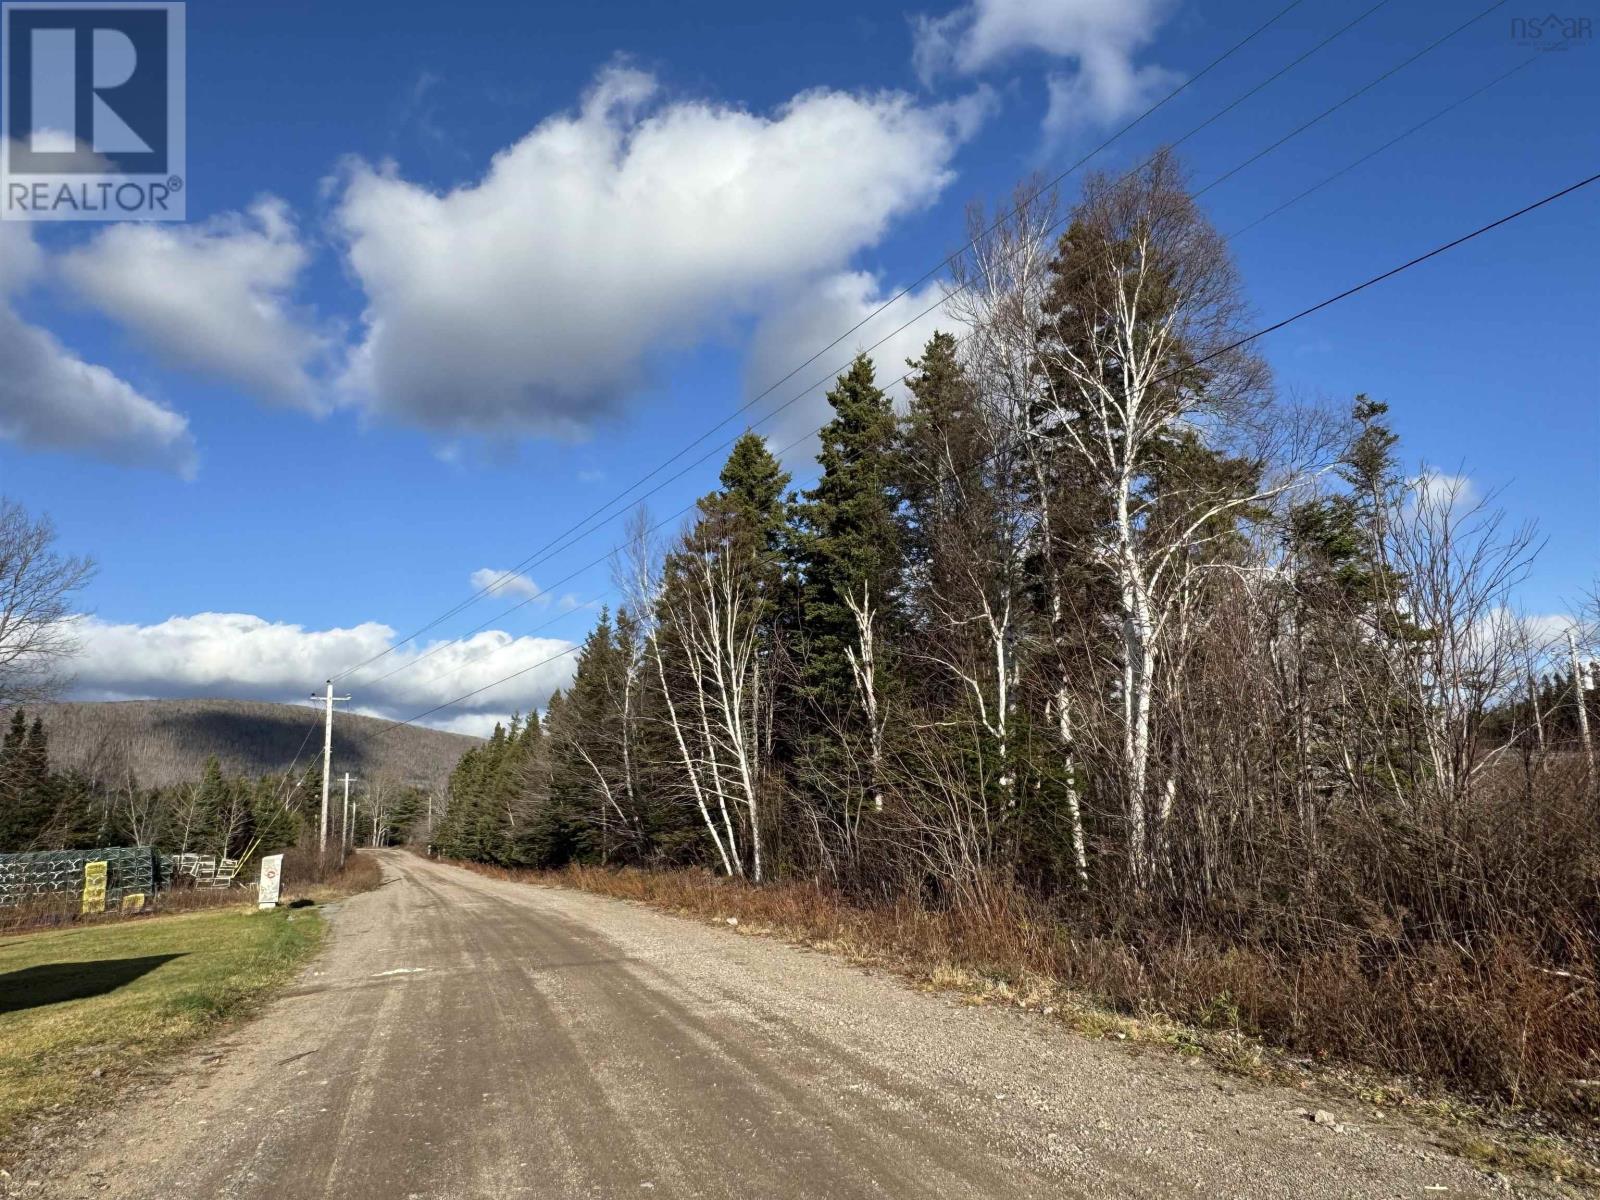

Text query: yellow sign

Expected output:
[120,892,146,913]
[81,861,108,915]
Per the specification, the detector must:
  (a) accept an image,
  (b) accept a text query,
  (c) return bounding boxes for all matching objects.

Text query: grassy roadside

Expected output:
[0,907,322,1152]
[458,859,1597,1189]
[0,850,383,1162]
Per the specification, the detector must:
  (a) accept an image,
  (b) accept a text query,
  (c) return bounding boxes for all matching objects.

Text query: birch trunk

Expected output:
[845,584,885,814]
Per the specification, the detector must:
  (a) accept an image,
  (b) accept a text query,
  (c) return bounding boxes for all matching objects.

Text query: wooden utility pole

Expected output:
[312,681,351,854]
[342,772,359,853]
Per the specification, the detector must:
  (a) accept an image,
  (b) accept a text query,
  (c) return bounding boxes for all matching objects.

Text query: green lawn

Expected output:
[0,906,323,1147]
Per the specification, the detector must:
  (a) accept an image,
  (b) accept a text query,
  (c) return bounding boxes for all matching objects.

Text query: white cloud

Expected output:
[469,567,544,602]
[1042,53,1180,139]
[742,270,955,469]
[1409,469,1478,513]
[1517,611,1580,653]
[0,222,44,296]
[9,135,114,175]
[417,711,516,738]
[333,63,987,437]
[0,223,197,475]
[59,198,327,407]
[913,0,1178,135]
[68,611,577,727]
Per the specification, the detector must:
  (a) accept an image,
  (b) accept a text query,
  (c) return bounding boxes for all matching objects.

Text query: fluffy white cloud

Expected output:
[913,0,1178,135]
[59,198,327,407]
[1042,52,1180,139]
[416,711,515,738]
[1409,469,1478,513]
[0,223,197,475]
[1511,611,1582,657]
[68,612,577,730]
[333,64,987,437]
[468,567,543,602]
[0,222,44,295]
[742,270,956,469]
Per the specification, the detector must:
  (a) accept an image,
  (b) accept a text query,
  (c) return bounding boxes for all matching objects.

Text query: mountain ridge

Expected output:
[10,698,478,792]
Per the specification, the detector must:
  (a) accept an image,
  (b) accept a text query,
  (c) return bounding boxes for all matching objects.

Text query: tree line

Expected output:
[439,153,1597,892]
[434,154,1598,1101]
[0,496,439,862]
[0,706,430,858]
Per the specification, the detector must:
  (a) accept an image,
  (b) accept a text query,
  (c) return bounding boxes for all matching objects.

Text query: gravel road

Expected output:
[32,851,1521,1199]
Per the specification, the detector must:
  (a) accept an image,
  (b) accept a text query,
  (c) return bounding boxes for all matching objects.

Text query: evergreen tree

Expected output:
[0,710,54,851]
[897,331,995,644]
[548,611,645,864]
[523,693,582,866]
[719,431,791,561]
[792,354,903,710]
[715,430,792,697]
[192,755,229,855]
[249,774,301,852]
[1283,397,1427,807]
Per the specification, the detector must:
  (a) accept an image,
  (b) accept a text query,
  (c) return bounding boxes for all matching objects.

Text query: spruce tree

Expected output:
[194,755,230,856]
[0,709,29,850]
[898,331,988,632]
[1283,396,1427,806]
[792,354,903,710]
[714,431,792,661]
[548,611,642,864]
[0,711,54,851]
[719,432,791,557]
[526,692,581,866]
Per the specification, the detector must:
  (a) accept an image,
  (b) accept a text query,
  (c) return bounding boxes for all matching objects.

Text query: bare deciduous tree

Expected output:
[617,506,740,876]
[0,497,93,706]
[1034,150,1278,885]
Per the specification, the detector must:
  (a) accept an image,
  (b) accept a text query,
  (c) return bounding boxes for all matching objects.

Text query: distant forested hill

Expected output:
[16,699,478,791]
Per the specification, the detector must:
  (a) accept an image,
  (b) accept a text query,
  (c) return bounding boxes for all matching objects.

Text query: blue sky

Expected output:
[0,0,1595,732]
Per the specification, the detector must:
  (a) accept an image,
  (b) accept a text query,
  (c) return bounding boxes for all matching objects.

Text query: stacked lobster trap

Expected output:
[0,846,164,909]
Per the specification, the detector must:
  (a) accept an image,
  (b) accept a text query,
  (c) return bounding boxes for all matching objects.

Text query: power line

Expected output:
[337,0,1400,691]
[1202,171,1600,358]
[1192,0,1511,202]
[364,170,1599,738]
[419,48,1562,706]
[269,705,325,810]
[330,0,1347,686]
[344,0,1501,698]
[1226,52,1543,241]
[357,593,584,689]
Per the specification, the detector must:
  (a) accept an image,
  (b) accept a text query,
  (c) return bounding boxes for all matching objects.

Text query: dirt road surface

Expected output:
[32,852,1517,1199]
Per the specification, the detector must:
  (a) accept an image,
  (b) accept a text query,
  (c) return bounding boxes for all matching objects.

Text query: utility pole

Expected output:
[312,681,351,855]
[342,772,358,853]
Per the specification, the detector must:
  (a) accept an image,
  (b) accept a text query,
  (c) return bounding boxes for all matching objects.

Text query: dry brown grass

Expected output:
[297,848,384,900]
[0,883,251,937]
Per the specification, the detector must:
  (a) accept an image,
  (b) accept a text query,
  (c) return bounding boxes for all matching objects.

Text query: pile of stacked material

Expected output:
[0,846,160,908]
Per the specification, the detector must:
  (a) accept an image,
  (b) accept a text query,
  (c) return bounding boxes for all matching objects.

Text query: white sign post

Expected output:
[258,854,283,910]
